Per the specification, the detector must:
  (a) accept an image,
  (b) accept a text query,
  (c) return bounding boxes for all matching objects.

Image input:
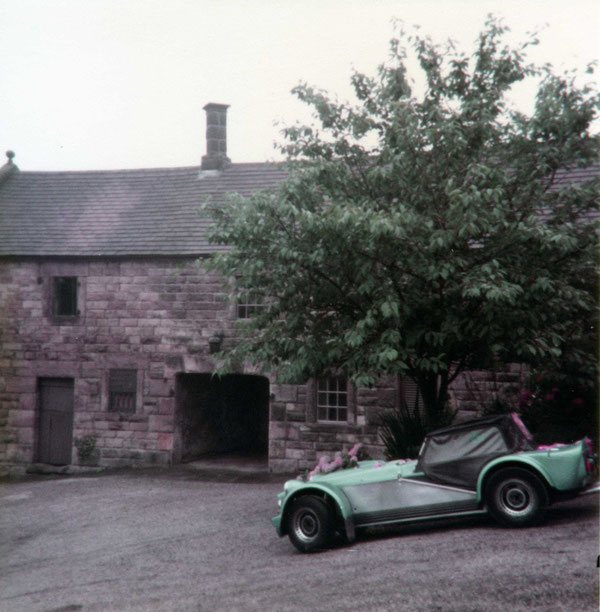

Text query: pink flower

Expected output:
[348,443,362,458]
[304,443,370,480]
[545,393,555,401]
[552,387,560,393]
[537,443,566,450]
[573,397,585,406]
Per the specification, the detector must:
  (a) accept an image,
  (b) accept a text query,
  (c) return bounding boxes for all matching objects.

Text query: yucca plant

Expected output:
[379,396,453,460]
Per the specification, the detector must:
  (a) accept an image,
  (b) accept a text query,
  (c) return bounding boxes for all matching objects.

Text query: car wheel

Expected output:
[287,496,334,553]
[485,468,548,527]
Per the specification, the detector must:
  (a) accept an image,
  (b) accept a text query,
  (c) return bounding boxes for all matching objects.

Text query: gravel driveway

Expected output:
[1,467,597,611]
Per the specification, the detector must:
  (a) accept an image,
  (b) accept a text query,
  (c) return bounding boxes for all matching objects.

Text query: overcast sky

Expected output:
[1,0,598,171]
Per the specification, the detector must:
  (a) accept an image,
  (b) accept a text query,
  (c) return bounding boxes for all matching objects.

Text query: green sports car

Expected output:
[272,413,598,553]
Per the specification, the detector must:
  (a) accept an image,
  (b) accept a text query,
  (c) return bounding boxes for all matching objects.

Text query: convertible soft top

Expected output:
[416,414,535,489]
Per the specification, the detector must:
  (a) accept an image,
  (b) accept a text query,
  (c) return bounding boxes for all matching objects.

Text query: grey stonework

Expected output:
[449,366,526,418]
[0,257,523,477]
[0,257,225,474]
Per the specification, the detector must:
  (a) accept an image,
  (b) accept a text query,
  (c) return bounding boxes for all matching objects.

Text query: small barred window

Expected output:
[109,369,137,413]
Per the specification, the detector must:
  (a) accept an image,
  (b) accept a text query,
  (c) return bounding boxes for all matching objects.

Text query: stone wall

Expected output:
[449,364,526,419]
[1,257,391,475]
[0,257,526,476]
[267,376,401,473]
[0,257,237,474]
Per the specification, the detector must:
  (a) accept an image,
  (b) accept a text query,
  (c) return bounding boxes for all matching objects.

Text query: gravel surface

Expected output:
[1,467,598,611]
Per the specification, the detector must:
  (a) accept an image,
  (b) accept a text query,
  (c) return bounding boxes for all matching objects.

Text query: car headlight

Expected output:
[276,491,285,510]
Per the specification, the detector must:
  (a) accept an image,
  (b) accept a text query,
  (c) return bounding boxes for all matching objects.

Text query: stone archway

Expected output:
[175,373,269,463]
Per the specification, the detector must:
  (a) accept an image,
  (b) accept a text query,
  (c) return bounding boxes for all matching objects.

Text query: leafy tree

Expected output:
[204,17,599,428]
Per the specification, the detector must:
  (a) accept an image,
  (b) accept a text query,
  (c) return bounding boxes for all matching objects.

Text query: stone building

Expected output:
[0,104,589,476]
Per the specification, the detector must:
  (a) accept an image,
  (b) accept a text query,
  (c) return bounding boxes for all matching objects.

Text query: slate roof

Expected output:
[541,164,599,222]
[0,159,596,258]
[0,162,287,257]
[546,164,599,190]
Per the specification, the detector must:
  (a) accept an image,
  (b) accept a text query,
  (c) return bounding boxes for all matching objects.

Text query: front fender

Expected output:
[275,481,355,541]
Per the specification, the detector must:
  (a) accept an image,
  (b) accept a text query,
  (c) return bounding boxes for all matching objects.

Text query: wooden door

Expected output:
[38,378,74,465]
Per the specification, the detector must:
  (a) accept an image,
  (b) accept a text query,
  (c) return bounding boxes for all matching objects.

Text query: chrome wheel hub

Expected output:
[293,510,320,542]
[498,479,533,515]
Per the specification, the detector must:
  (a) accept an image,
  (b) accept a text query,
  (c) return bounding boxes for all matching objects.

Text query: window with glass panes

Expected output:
[317,377,348,422]
[397,375,423,414]
[52,276,78,317]
[236,292,263,319]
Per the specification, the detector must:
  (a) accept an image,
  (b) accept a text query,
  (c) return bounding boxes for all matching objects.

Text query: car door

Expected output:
[341,468,479,527]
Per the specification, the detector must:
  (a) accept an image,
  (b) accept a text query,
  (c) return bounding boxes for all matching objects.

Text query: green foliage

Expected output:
[75,434,97,461]
[519,372,598,447]
[485,368,598,449]
[379,396,454,460]
[204,16,599,423]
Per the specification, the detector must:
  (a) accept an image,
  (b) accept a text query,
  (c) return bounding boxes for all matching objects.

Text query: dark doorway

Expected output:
[175,374,269,463]
[37,378,74,465]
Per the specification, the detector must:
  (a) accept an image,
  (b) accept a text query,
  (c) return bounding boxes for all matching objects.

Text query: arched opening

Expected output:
[175,373,269,463]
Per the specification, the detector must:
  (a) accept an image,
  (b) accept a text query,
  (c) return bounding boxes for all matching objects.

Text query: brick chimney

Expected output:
[0,150,18,185]
[201,103,231,170]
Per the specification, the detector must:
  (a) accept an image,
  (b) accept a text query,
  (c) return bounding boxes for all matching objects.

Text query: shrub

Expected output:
[75,434,98,461]
[518,372,598,447]
[378,397,454,460]
[483,370,598,450]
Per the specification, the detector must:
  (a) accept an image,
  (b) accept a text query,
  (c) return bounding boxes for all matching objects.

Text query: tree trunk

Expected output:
[414,372,450,430]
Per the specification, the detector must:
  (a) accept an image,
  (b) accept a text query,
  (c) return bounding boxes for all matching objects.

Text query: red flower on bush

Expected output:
[519,391,534,407]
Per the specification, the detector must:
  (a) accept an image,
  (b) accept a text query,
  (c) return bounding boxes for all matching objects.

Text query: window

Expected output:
[236,292,263,319]
[109,369,137,413]
[397,375,422,412]
[52,276,78,317]
[317,377,348,422]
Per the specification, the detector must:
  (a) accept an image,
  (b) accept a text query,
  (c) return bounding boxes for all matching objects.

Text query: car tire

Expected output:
[485,468,548,527]
[287,496,334,553]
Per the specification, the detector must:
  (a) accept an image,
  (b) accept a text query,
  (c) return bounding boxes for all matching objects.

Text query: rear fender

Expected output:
[477,440,594,502]
[476,457,553,503]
